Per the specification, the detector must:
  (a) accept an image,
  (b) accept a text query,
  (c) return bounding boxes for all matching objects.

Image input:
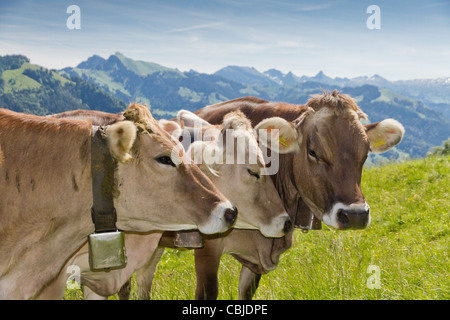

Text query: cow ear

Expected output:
[255,117,300,154]
[365,119,405,153]
[158,119,183,139]
[106,121,137,162]
[177,110,211,128]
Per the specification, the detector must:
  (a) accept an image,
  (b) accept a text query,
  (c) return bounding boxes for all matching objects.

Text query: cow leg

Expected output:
[238,266,262,300]
[117,278,132,300]
[132,246,166,300]
[194,240,223,300]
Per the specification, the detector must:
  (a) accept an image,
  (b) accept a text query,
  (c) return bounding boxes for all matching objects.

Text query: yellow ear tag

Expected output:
[372,139,386,148]
[279,137,289,147]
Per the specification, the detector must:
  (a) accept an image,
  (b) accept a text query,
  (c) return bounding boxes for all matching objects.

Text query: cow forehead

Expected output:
[313,105,361,122]
[308,108,369,154]
[139,125,180,156]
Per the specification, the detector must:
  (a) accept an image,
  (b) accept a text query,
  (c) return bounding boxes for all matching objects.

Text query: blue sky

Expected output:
[0,0,449,80]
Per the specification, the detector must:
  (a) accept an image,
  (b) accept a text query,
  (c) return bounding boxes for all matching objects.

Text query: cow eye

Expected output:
[156,156,176,167]
[308,149,319,160]
[247,169,260,180]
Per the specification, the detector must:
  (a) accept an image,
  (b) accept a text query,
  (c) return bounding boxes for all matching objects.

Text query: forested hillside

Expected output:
[0,55,126,115]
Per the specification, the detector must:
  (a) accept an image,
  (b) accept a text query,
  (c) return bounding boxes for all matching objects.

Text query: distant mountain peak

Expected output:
[263,69,301,86]
[313,70,330,79]
[114,51,126,58]
[220,65,259,73]
[214,65,279,86]
[76,54,106,70]
[74,52,177,77]
[264,68,284,78]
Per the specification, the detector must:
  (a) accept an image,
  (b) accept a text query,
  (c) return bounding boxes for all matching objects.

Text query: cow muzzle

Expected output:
[198,200,238,234]
[224,205,238,226]
[323,202,371,230]
[259,213,292,238]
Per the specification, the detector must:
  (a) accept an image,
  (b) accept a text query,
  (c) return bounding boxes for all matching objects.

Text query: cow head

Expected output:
[161,110,293,238]
[256,91,404,230]
[105,104,237,234]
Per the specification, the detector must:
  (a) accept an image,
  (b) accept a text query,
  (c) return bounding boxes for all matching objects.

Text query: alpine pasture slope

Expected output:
[64,155,449,300]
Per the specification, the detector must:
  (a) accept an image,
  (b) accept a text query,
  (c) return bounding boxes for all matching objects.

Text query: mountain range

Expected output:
[216,67,450,120]
[1,53,449,161]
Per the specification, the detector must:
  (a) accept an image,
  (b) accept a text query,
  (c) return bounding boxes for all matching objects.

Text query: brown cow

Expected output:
[184,91,405,299]
[0,104,236,299]
[37,108,292,299]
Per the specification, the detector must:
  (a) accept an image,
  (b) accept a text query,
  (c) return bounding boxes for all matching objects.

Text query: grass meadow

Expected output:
[65,155,449,300]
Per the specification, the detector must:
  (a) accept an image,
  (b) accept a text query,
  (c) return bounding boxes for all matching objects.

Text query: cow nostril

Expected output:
[224,206,238,225]
[337,209,350,225]
[283,219,293,233]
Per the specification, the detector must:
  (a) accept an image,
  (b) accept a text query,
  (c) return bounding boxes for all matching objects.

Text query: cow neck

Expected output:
[90,126,118,233]
[271,153,299,222]
[276,152,322,230]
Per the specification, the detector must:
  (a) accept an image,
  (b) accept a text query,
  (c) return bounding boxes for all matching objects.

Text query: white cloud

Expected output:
[166,22,225,33]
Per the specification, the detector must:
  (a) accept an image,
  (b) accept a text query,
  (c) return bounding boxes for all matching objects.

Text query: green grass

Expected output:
[64,155,449,300]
